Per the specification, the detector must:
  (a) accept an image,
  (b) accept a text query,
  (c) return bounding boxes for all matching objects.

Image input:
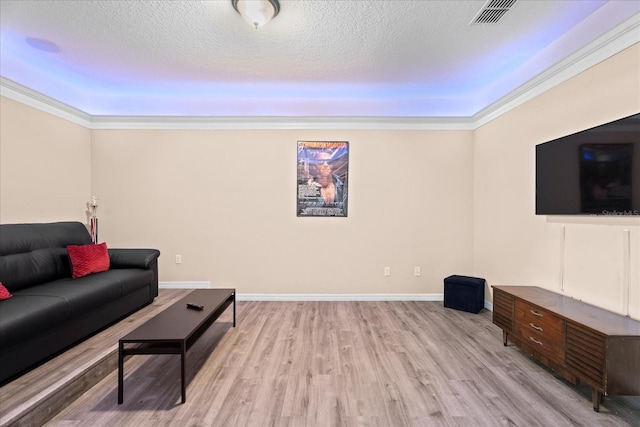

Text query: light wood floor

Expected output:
[4,290,640,426]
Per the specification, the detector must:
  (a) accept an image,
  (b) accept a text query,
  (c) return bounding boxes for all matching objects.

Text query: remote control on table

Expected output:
[186,302,204,310]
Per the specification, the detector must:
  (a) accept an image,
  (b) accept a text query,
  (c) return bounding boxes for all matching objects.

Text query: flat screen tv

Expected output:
[536,112,640,216]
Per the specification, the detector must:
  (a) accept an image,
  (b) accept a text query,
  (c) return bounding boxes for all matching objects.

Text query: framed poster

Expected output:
[297,141,349,217]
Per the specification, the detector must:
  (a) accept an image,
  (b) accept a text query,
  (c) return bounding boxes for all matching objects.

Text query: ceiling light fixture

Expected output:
[232,0,280,29]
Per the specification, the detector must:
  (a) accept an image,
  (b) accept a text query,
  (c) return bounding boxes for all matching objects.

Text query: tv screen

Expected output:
[536,113,640,216]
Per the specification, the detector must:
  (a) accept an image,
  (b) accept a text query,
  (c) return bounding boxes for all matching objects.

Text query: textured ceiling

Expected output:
[0,0,639,118]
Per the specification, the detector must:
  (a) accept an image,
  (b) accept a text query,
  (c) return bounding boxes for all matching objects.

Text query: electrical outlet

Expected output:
[175,254,182,264]
[384,267,391,276]
[414,267,421,277]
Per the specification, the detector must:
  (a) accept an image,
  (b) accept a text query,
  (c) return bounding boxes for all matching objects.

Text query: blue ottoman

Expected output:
[444,275,485,314]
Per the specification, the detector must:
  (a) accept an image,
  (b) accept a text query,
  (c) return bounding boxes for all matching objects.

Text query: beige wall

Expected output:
[0,97,91,224]
[1,43,638,309]
[91,129,474,294]
[473,43,640,318]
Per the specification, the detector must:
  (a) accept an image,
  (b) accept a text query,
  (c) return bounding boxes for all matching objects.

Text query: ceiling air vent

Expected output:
[471,0,517,25]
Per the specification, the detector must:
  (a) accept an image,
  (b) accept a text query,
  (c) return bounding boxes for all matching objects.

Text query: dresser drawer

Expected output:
[515,300,563,335]
[514,300,565,362]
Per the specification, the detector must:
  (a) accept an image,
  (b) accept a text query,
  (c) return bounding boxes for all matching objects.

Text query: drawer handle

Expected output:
[529,323,543,332]
[529,336,543,346]
[530,309,543,317]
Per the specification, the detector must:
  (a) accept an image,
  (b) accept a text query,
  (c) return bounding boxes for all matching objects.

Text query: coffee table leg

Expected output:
[233,293,236,327]
[181,341,186,403]
[118,341,124,404]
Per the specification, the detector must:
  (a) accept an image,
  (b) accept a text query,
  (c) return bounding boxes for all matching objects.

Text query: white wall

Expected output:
[0,97,91,224]
[90,128,474,295]
[473,43,640,319]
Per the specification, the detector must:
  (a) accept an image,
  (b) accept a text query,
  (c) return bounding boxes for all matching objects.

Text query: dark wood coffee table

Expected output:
[118,288,235,404]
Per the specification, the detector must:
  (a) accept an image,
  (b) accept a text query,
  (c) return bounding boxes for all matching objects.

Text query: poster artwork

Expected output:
[297,141,349,217]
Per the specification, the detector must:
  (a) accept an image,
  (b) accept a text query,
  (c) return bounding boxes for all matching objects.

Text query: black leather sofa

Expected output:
[0,221,160,384]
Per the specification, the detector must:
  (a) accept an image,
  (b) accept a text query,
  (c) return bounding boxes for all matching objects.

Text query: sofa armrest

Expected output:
[108,249,160,270]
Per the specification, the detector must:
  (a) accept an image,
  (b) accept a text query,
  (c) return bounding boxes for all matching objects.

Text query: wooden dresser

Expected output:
[492,285,640,411]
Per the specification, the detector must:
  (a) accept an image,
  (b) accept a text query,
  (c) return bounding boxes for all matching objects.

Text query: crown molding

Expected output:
[0,80,473,129]
[473,13,640,127]
[1,14,638,131]
[88,115,475,131]
[0,77,92,127]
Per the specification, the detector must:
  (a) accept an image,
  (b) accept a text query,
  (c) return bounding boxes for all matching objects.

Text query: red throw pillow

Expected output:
[0,282,12,300]
[67,242,110,279]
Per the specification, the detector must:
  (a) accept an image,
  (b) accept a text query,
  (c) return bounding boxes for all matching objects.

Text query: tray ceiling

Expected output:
[0,0,639,119]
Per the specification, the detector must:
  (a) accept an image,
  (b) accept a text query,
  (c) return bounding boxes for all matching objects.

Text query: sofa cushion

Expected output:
[67,243,110,278]
[0,282,12,300]
[100,268,155,296]
[0,222,92,292]
[16,277,123,318]
[15,269,153,319]
[0,295,69,348]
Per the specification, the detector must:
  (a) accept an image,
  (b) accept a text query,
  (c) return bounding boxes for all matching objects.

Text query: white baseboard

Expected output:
[236,293,444,301]
[156,287,494,310]
[159,281,211,289]
[238,295,493,310]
